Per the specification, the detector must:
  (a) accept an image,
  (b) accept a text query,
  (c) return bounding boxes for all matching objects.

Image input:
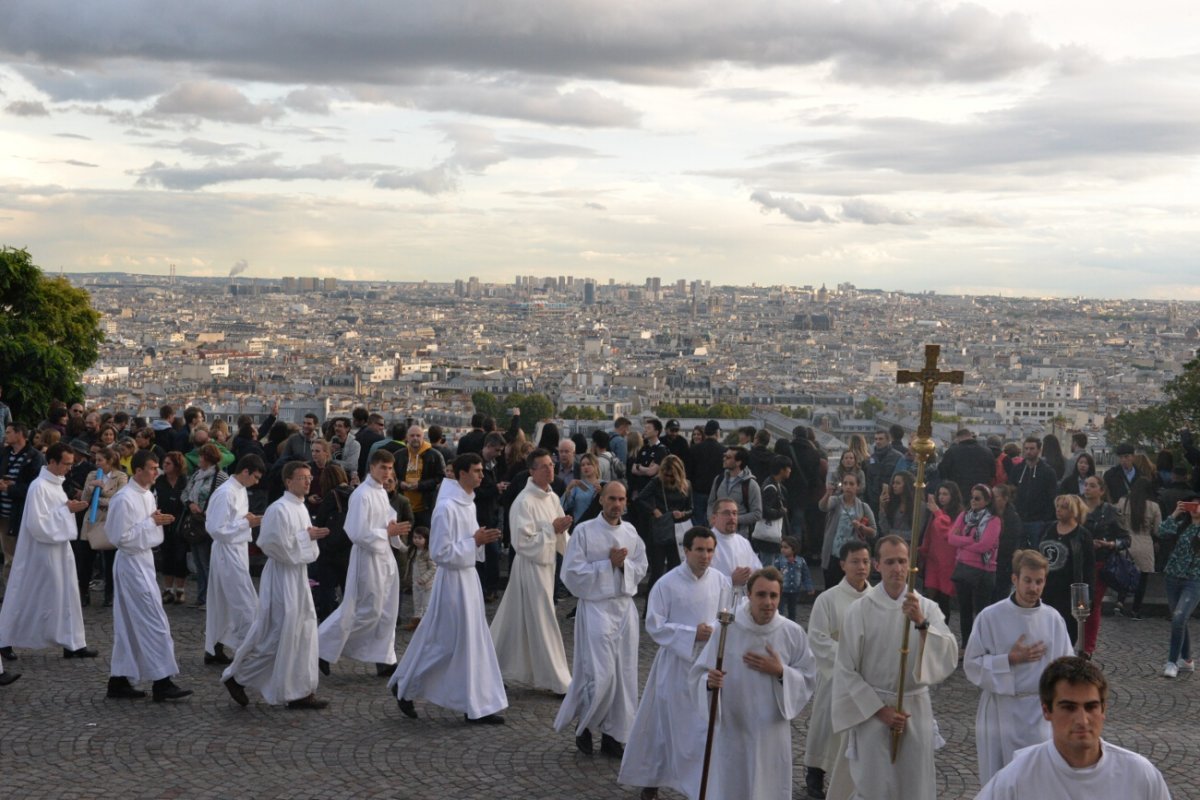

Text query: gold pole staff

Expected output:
[890,344,963,762]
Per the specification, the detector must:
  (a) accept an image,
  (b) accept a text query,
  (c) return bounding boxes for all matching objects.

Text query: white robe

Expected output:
[0,467,87,650]
[553,516,648,741]
[710,529,761,588]
[964,597,1073,784]
[831,584,958,800]
[105,481,179,682]
[689,604,817,800]
[490,482,572,693]
[389,478,508,718]
[222,492,320,705]
[619,563,729,800]
[203,478,258,654]
[317,477,402,665]
[806,577,871,790]
[977,739,1171,800]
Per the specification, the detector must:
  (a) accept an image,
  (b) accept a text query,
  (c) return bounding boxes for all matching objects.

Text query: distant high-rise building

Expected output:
[468,276,480,297]
[650,276,661,293]
[281,276,297,293]
[323,277,337,292]
[514,275,523,288]
[583,280,596,306]
[676,278,686,295]
[558,275,566,291]
[567,276,575,287]
[298,276,317,292]
[454,279,466,297]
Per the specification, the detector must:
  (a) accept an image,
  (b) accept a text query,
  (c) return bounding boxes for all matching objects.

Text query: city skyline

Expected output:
[2,1,1198,299]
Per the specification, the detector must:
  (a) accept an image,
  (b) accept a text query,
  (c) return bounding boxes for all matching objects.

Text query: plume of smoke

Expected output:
[229,259,248,277]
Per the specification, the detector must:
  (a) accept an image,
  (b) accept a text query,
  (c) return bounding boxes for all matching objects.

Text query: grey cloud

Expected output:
[55,132,91,140]
[750,190,834,223]
[64,159,98,168]
[702,87,794,104]
[841,198,915,225]
[7,100,49,116]
[584,202,606,210]
[154,137,248,158]
[152,81,284,124]
[374,164,458,195]
[0,1,1057,87]
[15,63,176,101]
[405,80,640,128]
[229,259,248,277]
[134,154,393,190]
[284,86,332,114]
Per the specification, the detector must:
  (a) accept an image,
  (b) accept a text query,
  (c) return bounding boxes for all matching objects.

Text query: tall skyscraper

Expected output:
[583,280,596,306]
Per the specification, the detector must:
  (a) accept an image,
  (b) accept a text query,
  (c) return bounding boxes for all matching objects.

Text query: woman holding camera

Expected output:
[1158,498,1200,678]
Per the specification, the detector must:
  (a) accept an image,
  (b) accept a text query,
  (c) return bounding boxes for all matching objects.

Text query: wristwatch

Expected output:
[914,619,930,631]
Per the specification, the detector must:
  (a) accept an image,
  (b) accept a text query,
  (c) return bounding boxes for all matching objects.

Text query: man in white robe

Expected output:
[691,566,817,800]
[709,498,760,588]
[619,527,729,800]
[490,448,572,693]
[964,549,1073,784]
[554,481,648,757]
[807,540,873,800]
[978,656,1170,799]
[831,535,958,800]
[390,453,508,724]
[203,455,264,665]
[223,461,330,709]
[0,443,95,661]
[104,450,191,702]
[318,449,410,676]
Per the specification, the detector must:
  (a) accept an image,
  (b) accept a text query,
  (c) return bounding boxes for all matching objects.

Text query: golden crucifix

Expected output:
[890,344,963,762]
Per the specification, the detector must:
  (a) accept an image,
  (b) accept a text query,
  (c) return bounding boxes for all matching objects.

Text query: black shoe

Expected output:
[599,733,625,758]
[224,676,249,707]
[397,697,418,719]
[375,662,395,677]
[80,593,91,607]
[103,597,113,608]
[0,646,17,662]
[639,790,659,800]
[0,671,20,687]
[575,728,593,755]
[286,693,329,710]
[464,713,505,725]
[204,645,232,666]
[318,658,331,676]
[1130,610,1144,621]
[64,646,99,659]
[152,678,193,703]
[106,677,146,700]
[806,766,827,799]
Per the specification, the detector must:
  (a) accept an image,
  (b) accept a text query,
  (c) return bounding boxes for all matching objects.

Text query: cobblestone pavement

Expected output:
[1,584,1195,799]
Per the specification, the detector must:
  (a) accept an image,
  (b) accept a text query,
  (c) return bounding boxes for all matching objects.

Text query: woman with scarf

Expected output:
[1081,475,1131,657]
[947,484,1002,645]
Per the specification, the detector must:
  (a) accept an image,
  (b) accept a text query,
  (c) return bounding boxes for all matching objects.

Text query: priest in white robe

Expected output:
[554,481,648,757]
[978,656,1170,799]
[104,450,191,702]
[318,450,410,676]
[831,535,957,800]
[807,540,873,800]
[709,498,761,588]
[0,444,95,659]
[964,549,1073,784]
[691,566,817,800]
[203,455,264,664]
[390,453,508,724]
[490,449,572,693]
[223,462,330,709]
[619,527,729,800]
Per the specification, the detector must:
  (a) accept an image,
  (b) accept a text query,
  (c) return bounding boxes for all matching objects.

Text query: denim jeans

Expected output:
[1022,521,1047,549]
[692,492,709,526]
[192,539,212,603]
[1166,575,1200,663]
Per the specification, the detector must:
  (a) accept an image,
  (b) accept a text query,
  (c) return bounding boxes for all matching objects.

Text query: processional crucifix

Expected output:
[890,344,963,762]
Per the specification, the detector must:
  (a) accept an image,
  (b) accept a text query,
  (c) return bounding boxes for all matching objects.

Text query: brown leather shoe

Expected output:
[286,693,329,710]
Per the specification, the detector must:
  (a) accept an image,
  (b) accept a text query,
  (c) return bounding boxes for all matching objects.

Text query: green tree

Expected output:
[1107,355,1200,450]
[0,248,103,423]
[857,396,885,420]
[502,392,555,435]
[653,402,681,418]
[471,390,500,420]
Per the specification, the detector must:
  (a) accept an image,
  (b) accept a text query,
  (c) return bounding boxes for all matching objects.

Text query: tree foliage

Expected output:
[857,396,885,420]
[0,248,103,424]
[560,405,608,420]
[1107,356,1200,451]
[471,390,501,420]
[653,402,751,419]
[502,392,555,435]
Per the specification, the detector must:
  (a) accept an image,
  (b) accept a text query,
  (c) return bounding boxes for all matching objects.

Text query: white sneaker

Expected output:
[1177,659,1196,673]
[1163,662,1179,679]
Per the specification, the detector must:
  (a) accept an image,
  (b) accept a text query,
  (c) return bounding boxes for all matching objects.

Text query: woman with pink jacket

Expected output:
[948,484,1002,645]
[919,482,962,624]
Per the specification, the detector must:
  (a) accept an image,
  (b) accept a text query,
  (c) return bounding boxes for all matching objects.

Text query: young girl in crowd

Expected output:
[772,536,814,621]
[405,526,436,632]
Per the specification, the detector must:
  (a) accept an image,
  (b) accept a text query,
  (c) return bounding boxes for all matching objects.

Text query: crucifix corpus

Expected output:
[889,344,963,762]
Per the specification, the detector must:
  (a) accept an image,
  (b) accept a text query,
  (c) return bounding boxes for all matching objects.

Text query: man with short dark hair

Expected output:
[940,428,998,503]
[456,413,487,456]
[977,657,1169,798]
[223,461,330,710]
[693,566,817,799]
[619,527,729,800]
[707,446,763,537]
[1009,437,1059,548]
[104,450,191,702]
[1102,443,1140,504]
[280,413,320,463]
[391,453,508,725]
[661,419,690,466]
[330,417,360,484]
[690,420,726,524]
[865,429,901,517]
[0,443,95,665]
[830,536,957,799]
[355,412,385,477]
[0,423,46,593]
[608,417,633,466]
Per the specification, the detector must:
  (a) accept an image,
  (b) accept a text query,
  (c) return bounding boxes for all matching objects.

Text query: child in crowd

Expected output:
[772,535,814,621]
[405,526,435,631]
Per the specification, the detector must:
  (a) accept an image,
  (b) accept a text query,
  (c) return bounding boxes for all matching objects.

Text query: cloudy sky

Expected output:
[2,1,1197,298]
